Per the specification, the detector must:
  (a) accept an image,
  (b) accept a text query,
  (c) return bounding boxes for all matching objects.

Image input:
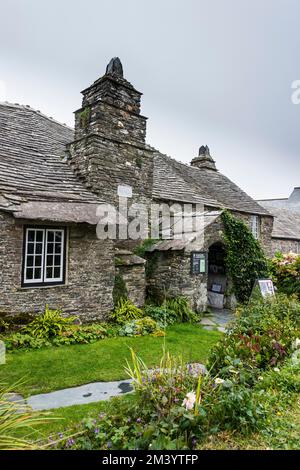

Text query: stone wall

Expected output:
[115,251,146,307]
[146,210,274,312]
[270,238,300,255]
[0,212,114,322]
[146,251,207,312]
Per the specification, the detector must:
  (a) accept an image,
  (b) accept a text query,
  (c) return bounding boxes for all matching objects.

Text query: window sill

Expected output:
[18,283,68,291]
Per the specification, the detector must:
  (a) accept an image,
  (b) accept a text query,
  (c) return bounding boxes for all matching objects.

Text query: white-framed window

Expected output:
[250,215,260,240]
[22,227,66,286]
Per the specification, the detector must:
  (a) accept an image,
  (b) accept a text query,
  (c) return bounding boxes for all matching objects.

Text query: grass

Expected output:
[1,323,221,396]
[12,395,137,442]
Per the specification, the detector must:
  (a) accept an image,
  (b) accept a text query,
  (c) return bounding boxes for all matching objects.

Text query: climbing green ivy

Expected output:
[113,274,128,305]
[221,211,269,303]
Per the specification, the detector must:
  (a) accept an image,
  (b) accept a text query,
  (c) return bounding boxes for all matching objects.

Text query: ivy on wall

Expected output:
[221,211,269,303]
[113,274,128,305]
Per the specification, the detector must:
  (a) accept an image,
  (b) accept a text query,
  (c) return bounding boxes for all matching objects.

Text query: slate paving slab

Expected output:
[200,308,234,331]
[27,379,134,411]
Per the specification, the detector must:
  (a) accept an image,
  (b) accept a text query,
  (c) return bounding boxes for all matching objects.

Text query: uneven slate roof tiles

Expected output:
[0,102,99,204]
[153,152,270,216]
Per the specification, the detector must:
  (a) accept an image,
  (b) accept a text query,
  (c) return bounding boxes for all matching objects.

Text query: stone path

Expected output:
[27,379,133,411]
[7,362,207,411]
[200,308,234,332]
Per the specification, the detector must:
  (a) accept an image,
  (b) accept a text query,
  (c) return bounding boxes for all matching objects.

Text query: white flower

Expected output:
[182,391,196,410]
[273,367,280,373]
[215,377,225,385]
[292,338,300,350]
[258,376,264,381]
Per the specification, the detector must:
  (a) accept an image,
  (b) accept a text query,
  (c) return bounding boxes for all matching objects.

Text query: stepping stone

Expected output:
[27,380,133,411]
[200,318,216,326]
[4,393,28,413]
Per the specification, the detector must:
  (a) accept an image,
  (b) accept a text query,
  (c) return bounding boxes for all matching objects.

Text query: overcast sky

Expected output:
[1,0,299,199]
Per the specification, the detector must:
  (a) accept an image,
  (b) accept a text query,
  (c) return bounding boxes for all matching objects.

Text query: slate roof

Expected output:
[147,211,222,251]
[153,152,270,216]
[257,200,300,240]
[0,101,271,224]
[0,102,102,224]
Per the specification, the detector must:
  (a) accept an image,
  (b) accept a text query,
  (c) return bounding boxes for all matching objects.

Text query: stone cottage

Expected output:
[0,57,274,320]
[257,188,300,255]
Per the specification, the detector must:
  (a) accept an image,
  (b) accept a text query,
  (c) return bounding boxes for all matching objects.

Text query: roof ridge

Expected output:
[0,101,74,131]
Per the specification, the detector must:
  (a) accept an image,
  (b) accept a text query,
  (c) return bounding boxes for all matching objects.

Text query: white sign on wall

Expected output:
[117,185,133,198]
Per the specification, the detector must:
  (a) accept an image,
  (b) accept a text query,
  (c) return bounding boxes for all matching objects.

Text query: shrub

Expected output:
[110,298,144,324]
[221,211,269,303]
[144,305,178,327]
[163,297,198,323]
[270,252,300,298]
[208,295,300,376]
[118,317,164,337]
[4,333,51,350]
[23,305,77,339]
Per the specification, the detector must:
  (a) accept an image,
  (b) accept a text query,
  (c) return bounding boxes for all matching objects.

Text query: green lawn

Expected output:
[1,324,221,396]
[13,395,137,442]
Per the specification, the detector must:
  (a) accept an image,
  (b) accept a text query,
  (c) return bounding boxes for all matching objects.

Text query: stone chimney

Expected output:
[190,146,217,171]
[67,58,154,207]
[288,187,300,207]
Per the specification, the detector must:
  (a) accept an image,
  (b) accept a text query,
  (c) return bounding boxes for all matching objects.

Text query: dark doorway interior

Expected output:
[207,242,227,308]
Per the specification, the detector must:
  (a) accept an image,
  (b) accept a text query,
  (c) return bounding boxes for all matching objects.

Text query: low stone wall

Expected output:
[0,212,114,322]
[271,238,299,255]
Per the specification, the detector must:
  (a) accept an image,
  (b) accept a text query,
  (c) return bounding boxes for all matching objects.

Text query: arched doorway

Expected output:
[207,242,227,309]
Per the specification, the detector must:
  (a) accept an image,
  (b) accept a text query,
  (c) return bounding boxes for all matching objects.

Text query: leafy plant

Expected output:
[221,211,269,303]
[112,274,128,305]
[208,295,299,376]
[144,305,178,327]
[118,317,163,337]
[0,318,9,333]
[0,382,51,450]
[270,252,300,299]
[23,305,77,339]
[110,298,144,324]
[4,333,51,350]
[163,297,198,323]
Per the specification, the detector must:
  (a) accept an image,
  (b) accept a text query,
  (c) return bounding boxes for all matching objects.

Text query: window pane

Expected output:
[35,243,43,254]
[27,243,34,254]
[55,244,61,254]
[35,255,42,267]
[53,267,61,278]
[46,255,53,266]
[46,267,53,279]
[36,231,43,242]
[47,231,54,242]
[27,230,35,242]
[27,255,34,267]
[55,232,62,242]
[26,268,33,280]
[47,243,54,254]
[54,255,61,265]
[34,268,41,279]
